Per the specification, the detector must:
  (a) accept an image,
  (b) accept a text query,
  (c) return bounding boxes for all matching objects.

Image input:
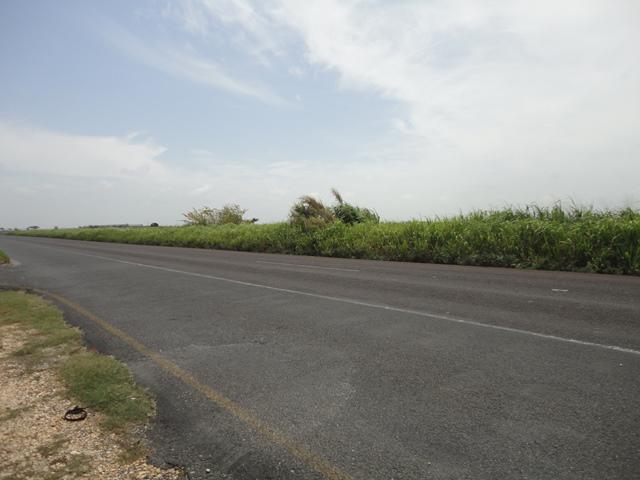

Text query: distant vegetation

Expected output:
[289,189,379,229]
[11,199,640,275]
[183,204,257,226]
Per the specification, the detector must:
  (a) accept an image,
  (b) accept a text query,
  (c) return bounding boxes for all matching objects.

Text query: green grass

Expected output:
[0,291,154,431]
[11,206,640,274]
[59,352,154,431]
[0,249,9,264]
[0,290,82,359]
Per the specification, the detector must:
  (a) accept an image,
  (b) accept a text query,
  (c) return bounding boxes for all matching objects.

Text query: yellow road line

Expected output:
[39,289,352,480]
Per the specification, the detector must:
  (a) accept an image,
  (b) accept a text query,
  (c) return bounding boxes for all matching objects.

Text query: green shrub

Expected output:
[331,188,379,225]
[217,204,248,225]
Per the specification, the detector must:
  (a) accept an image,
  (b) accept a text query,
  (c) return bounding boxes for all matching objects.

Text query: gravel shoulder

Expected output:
[0,292,182,480]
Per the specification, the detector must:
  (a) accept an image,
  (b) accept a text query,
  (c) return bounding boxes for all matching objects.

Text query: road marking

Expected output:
[38,289,352,480]
[65,249,640,356]
[256,260,360,272]
[552,288,569,292]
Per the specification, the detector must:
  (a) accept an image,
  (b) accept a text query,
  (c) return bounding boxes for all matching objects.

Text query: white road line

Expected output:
[256,260,360,272]
[64,249,640,356]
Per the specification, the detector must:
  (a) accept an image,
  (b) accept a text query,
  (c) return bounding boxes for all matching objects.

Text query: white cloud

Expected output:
[0,119,637,230]
[172,0,639,211]
[102,22,287,105]
[170,1,640,150]
[3,2,639,227]
[272,0,640,151]
[288,66,305,77]
[164,0,285,61]
[0,122,347,226]
[0,122,167,178]
[191,184,213,195]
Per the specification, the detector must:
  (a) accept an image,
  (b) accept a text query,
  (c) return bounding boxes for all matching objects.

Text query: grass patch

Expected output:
[42,453,92,480]
[117,439,149,464]
[59,352,154,431]
[0,291,154,432]
[0,249,9,264]
[0,291,82,361]
[12,206,640,274]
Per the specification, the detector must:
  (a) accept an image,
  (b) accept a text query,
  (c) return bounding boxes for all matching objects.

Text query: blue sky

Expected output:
[1,0,638,227]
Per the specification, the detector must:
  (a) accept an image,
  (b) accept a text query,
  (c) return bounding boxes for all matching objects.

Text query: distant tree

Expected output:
[217,204,247,225]
[182,204,249,225]
[182,207,216,225]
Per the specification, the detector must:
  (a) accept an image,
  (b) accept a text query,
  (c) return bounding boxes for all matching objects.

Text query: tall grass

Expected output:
[11,206,640,275]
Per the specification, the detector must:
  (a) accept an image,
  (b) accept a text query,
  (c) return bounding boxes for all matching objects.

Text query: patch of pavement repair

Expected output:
[0,323,183,480]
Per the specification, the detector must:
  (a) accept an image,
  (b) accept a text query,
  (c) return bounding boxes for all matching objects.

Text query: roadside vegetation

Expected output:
[0,249,9,264]
[10,193,640,275]
[289,188,379,229]
[183,203,258,226]
[0,290,178,479]
[0,290,154,430]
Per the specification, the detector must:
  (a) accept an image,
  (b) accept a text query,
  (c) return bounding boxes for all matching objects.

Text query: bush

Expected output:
[331,188,379,225]
[289,189,379,229]
[289,196,335,229]
[182,207,216,226]
[183,204,250,225]
[216,204,247,225]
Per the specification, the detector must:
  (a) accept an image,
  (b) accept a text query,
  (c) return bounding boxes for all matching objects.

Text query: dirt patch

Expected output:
[0,324,182,480]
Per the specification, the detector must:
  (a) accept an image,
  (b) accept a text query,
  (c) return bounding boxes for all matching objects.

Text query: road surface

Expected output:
[0,235,639,479]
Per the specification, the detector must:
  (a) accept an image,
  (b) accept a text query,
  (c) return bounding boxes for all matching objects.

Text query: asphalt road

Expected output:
[1,235,639,480]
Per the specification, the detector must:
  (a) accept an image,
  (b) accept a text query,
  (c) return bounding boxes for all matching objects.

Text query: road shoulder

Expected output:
[0,290,183,480]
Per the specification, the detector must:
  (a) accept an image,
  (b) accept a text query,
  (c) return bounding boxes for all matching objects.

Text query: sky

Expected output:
[0,0,638,228]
